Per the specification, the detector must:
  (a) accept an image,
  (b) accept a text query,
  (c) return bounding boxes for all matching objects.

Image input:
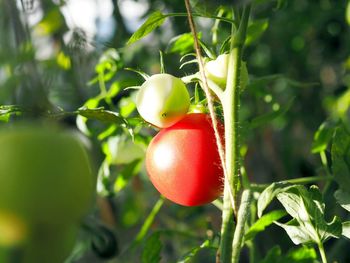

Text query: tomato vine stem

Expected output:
[184,1,251,262]
[220,4,251,263]
[183,0,233,209]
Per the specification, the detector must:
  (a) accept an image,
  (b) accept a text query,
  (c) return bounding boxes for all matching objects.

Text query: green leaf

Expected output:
[334,189,350,212]
[77,107,127,126]
[285,246,317,263]
[245,19,269,46]
[141,233,162,263]
[119,96,136,118]
[342,221,350,239]
[274,219,314,245]
[245,210,287,241]
[198,39,216,59]
[259,245,317,263]
[127,11,166,45]
[257,182,289,217]
[114,160,142,192]
[311,121,335,153]
[331,125,350,189]
[135,198,164,244]
[275,185,342,245]
[124,68,150,80]
[177,240,213,263]
[167,33,195,55]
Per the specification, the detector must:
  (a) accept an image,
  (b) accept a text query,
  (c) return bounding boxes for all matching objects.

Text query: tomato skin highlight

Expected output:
[146,113,224,206]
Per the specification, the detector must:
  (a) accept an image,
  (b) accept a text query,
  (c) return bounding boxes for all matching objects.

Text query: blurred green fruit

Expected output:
[0,123,95,224]
[22,223,79,263]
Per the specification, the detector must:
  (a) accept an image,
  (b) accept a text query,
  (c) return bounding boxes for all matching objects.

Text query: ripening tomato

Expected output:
[145,113,224,206]
[136,73,190,128]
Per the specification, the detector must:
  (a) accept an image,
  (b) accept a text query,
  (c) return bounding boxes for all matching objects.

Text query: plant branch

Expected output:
[249,175,334,192]
[232,190,252,263]
[318,242,328,263]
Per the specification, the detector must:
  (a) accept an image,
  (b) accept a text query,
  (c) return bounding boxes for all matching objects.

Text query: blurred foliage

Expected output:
[1,0,350,262]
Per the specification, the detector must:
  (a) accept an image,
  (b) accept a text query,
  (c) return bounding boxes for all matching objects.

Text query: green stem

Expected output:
[250,175,334,192]
[232,190,252,263]
[134,197,164,243]
[220,4,251,263]
[318,242,328,263]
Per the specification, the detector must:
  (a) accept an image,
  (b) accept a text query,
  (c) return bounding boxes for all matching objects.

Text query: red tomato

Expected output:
[146,113,224,206]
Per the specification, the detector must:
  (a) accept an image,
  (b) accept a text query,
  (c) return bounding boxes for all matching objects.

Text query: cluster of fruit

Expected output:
[136,67,226,206]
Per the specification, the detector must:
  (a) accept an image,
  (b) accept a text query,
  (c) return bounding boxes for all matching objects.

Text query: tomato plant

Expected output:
[136,73,190,128]
[145,113,224,206]
[2,0,350,262]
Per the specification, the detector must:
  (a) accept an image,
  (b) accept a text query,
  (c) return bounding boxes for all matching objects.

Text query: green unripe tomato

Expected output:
[0,123,95,225]
[205,53,249,89]
[136,73,190,128]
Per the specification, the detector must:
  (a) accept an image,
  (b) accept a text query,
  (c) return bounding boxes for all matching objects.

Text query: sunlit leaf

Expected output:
[245,210,287,241]
[127,11,166,45]
[276,185,342,245]
[311,121,335,153]
[259,245,317,263]
[167,33,196,55]
[114,160,142,192]
[334,189,350,212]
[257,182,289,217]
[342,221,350,239]
[77,107,126,125]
